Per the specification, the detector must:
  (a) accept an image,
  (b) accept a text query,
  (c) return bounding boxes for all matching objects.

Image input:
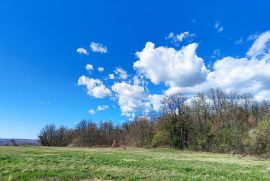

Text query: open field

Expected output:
[1,146,270,180]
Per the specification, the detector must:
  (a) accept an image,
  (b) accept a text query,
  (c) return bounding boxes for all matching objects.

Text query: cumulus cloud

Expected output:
[111,82,147,116]
[78,75,111,98]
[114,68,128,79]
[98,67,104,72]
[164,86,182,95]
[133,30,270,106]
[88,109,95,115]
[85,64,93,71]
[134,42,208,87]
[90,42,108,53]
[202,55,270,98]
[179,30,270,100]
[111,82,160,116]
[78,30,270,118]
[133,75,147,86]
[77,48,89,55]
[97,105,109,111]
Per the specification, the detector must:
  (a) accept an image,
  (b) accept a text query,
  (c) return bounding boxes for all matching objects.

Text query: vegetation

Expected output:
[39,88,270,156]
[1,146,270,180]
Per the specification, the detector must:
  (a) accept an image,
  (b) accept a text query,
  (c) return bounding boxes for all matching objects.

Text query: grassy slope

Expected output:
[0,146,270,180]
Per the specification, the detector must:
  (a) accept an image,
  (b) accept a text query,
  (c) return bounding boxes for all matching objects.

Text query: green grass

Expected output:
[1,146,270,180]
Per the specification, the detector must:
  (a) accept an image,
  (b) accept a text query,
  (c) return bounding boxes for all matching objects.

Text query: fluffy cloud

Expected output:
[134,30,270,103]
[111,82,161,116]
[85,64,93,71]
[111,82,147,116]
[90,42,108,53]
[88,109,95,115]
[97,105,109,111]
[79,30,270,118]
[111,81,163,116]
[179,31,270,99]
[114,68,128,80]
[133,75,147,86]
[78,75,111,98]
[98,67,104,72]
[134,42,208,87]
[202,55,270,98]
[164,86,182,95]
[77,48,89,55]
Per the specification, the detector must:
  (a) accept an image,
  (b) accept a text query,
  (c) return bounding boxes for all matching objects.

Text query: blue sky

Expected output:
[1,0,270,139]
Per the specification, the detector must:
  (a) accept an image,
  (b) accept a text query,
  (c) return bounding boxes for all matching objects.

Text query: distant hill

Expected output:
[0,139,40,146]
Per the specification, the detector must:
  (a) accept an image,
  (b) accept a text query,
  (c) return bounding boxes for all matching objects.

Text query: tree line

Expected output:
[39,88,270,156]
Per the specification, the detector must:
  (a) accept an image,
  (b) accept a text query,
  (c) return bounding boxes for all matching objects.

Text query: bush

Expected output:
[246,117,270,154]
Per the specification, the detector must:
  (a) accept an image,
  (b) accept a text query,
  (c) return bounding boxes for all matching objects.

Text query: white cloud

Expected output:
[134,30,270,106]
[177,30,270,100]
[202,55,270,98]
[78,75,111,98]
[111,82,161,116]
[90,42,108,53]
[88,109,95,115]
[85,64,93,71]
[147,94,162,112]
[247,31,270,57]
[214,22,224,33]
[111,82,163,116]
[166,32,195,45]
[176,32,192,42]
[98,67,104,72]
[97,105,109,111]
[114,68,128,79]
[164,86,182,95]
[133,75,143,85]
[133,76,140,85]
[111,82,147,116]
[77,48,89,55]
[78,30,270,118]
[134,42,208,87]
[109,74,115,80]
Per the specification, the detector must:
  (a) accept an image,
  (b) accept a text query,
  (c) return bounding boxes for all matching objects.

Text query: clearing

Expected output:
[0,146,270,180]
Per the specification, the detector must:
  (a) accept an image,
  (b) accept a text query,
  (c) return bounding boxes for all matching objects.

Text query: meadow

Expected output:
[0,146,270,180]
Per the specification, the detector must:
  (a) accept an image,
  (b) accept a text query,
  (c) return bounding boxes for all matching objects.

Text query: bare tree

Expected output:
[161,93,190,149]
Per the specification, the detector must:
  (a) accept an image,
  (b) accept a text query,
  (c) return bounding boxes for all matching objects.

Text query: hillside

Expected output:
[0,139,39,146]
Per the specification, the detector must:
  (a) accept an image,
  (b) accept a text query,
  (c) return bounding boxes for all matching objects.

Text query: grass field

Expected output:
[1,146,270,180]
